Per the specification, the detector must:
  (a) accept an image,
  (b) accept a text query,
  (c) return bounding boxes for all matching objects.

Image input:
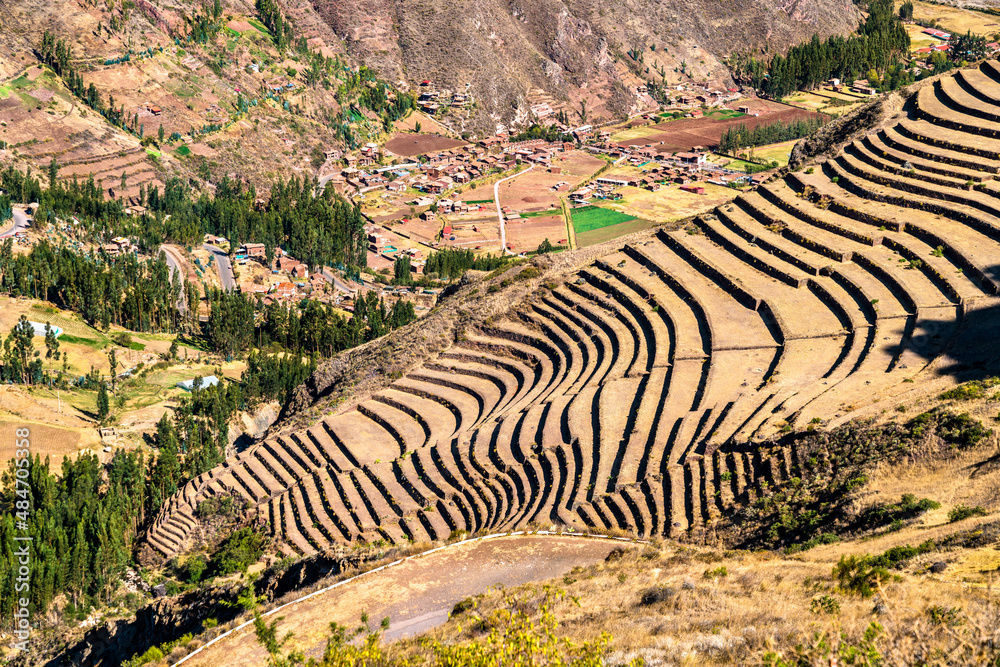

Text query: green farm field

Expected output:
[576,218,660,247]
[570,206,636,234]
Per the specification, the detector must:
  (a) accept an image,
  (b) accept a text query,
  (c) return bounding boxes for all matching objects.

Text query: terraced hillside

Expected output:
[145,63,1000,561]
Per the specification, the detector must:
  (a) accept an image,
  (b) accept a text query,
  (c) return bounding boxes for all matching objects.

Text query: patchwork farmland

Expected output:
[145,63,1000,559]
[614,99,823,152]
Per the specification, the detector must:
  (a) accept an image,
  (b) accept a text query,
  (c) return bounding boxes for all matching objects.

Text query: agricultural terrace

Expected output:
[391,110,452,136]
[0,65,163,202]
[568,205,655,248]
[783,88,866,117]
[712,139,798,171]
[570,205,636,233]
[612,98,823,152]
[145,62,1000,587]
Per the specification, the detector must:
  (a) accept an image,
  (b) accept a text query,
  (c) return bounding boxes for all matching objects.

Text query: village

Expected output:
[9,47,969,323]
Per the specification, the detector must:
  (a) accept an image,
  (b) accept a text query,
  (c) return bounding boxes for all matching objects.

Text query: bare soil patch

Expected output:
[505,214,568,250]
[0,419,90,469]
[384,133,467,157]
[619,100,823,152]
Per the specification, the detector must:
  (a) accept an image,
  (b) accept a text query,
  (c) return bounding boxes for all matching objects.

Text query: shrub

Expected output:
[908,409,992,447]
[948,505,987,523]
[927,605,964,626]
[451,596,477,615]
[184,555,207,583]
[640,585,677,605]
[834,541,935,597]
[515,266,543,282]
[195,495,238,519]
[810,594,840,615]
[762,622,884,666]
[786,532,840,553]
[853,494,940,532]
[833,554,891,597]
[938,377,1000,401]
[211,526,268,576]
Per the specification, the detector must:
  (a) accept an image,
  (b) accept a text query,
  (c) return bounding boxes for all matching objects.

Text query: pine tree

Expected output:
[97,383,110,421]
[48,158,59,189]
[43,322,60,360]
[107,347,118,391]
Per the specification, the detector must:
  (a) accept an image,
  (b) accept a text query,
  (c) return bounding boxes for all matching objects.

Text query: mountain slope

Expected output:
[0,0,388,196]
[314,0,862,131]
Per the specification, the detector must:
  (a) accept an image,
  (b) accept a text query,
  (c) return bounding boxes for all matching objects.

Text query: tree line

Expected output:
[729,0,911,99]
[4,163,368,276]
[718,116,828,153]
[0,239,186,333]
[423,248,507,281]
[256,291,416,356]
[0,377,241,626]
[38,32,145,138]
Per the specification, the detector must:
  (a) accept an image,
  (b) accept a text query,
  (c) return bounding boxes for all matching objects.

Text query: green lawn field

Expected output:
[570,206,637,234]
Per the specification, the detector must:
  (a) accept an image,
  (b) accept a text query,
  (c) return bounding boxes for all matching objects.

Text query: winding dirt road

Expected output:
[179,534,621,666]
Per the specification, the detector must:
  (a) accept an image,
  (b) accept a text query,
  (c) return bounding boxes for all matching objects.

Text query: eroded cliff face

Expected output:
[312,0,860,131]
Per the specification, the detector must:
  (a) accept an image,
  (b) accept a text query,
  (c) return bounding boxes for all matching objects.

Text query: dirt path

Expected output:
[496,165,534,254]
[179,534,622,666]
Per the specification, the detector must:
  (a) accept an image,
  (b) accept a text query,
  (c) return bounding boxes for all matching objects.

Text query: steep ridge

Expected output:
[312,0,860,131]
[144,63,1000,560]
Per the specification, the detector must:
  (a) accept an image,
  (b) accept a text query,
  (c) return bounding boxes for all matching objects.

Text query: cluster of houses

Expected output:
[194,235,440,315]
[416,81,473,114]
[570,143,763,200]
[826,78,878,97]
[101,236,135,256]
[224,241,328,304]
[367,226,428,272]
[911,28,1000,57]
[328,137,584,198]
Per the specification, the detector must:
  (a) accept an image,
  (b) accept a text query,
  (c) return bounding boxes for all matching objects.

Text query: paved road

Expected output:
[179,534,619,667]
[494,165,534,255]
[0,208,29,239]
[202,243,236,292]
[160,245,189,314]
[321,267,358,294]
